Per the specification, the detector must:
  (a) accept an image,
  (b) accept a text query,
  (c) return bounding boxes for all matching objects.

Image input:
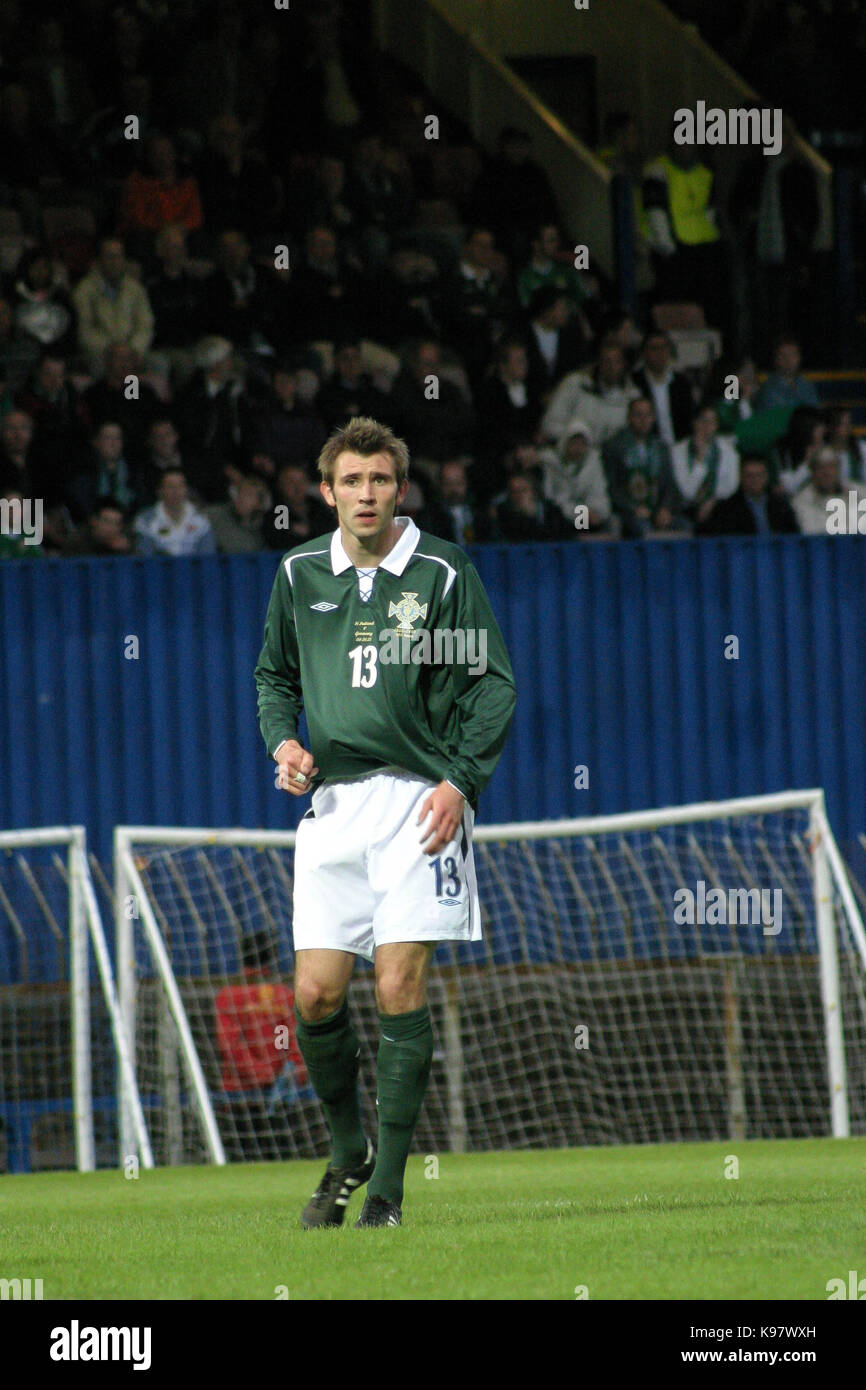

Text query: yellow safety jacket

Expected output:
[657,156,719,245]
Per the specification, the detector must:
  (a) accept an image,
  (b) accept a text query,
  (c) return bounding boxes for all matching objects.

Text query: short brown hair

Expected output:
[317,416,410,488]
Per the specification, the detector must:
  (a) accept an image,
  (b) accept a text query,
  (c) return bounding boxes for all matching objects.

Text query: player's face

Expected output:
[322,451,408,545]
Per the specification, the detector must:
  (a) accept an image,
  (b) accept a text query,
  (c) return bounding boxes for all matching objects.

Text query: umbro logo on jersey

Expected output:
[310,601,339,612]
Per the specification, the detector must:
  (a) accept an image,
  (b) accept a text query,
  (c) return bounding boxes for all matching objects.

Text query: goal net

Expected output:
[0,828,150,1174]
[113,790,866,1166]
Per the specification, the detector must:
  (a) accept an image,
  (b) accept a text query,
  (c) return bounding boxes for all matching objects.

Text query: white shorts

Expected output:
[292,769,482,961]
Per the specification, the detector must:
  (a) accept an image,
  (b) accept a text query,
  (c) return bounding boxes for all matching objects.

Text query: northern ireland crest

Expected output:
[388,591,428,636]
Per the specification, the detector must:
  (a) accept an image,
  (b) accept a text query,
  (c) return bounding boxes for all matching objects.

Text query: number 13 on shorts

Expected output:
[429,854,461,901]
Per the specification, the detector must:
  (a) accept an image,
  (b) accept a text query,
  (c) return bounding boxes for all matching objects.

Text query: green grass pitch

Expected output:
[2,1138,864,1300]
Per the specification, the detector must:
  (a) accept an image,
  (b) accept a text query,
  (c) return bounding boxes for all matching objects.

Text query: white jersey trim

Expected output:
[283,547,330,587]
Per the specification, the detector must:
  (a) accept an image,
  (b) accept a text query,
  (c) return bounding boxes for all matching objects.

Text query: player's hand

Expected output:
[275,740,318,796]
[417,782,465,856]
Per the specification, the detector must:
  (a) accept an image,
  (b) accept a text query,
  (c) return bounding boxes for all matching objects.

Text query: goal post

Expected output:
[113,789,866,1166]
[0,827,151,1173]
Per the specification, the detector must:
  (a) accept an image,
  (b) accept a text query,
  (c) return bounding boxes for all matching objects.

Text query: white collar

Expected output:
[330,515,420,576]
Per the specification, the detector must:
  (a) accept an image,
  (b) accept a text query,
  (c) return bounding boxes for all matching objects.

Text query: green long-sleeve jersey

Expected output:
[254,518,516,809]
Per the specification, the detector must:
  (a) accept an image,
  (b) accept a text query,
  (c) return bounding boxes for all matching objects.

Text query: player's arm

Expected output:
[254,560,318,793]
[435,562,517,808]
[418,567,515,852]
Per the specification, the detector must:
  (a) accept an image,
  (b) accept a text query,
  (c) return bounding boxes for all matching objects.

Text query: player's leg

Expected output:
[293,948,368,1168]
[362,940,435,1217]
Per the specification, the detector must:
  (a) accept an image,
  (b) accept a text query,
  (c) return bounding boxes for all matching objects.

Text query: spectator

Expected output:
[174,337,250,502]
[72,237,154,372]
[346,131,413,267]
[67,421,140,521]
[772,406,825,495]
[288,224,366,346]
[754,336,819,412]
[309,153,357,241]
[597,112,654,298]
[0,297,40,395]
[83,343,161,463]
[671,405,740,530]
[541,420,613,534]
[371,244,444,347]
[441,227,513,386]
[118,133,203,257]
[730,120,819,356]
[214,928,307,1163]
[248,360,328,477]
[596,309,642,364]
[824,406,866,484]
[21,18,93,147]
[316,339,387,431]
[197,113,279,239]
[469,126,558,263]
[475,337,542,476]
[0,409,43,499]
[70,497,133,556]
[17,352,88,485]
[603,396,682,539]
[384,339,475,466]
[523,287,588,404]
[146,224,207,380]
[430,457,479,546]
[0,488,42,558]
[11,247,76,355]
[643,139,728,333]
[517,222,594,313]
[700,454,800,536]
[792,446,866,535]
[631,331,695,445]
[138,418,199,503]
[201,229,280,355]
[264,462,334,550]
[491,469,572,543]
[542,337,639,445]
[710,355,760,434]
[206,475,269,553]
[134,468,216,556]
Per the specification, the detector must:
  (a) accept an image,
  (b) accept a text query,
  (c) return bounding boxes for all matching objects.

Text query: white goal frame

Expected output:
[113,788,866,1162]
[0,826,152,1172]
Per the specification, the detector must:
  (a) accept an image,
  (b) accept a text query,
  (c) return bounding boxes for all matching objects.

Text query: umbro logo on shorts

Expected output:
[310,601,339,612]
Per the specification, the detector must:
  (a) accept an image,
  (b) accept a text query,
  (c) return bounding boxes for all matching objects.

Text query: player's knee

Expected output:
[376,971,425,1015]
[294,977,345,1022]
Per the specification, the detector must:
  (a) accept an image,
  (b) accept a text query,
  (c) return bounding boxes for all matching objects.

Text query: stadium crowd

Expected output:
[0,0,860,560]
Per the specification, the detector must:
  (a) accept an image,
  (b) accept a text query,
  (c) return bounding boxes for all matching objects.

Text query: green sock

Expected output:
[367,1005,433,1205]
[294,998,367,1168]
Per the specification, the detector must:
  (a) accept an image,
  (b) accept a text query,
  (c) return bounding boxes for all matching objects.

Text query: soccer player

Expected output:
[255,417,516,1227]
